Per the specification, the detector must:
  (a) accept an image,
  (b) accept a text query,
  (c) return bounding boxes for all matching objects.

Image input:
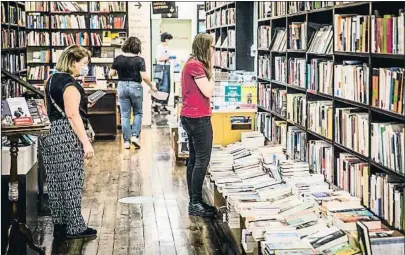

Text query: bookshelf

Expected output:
[1,1,27,99]
[197,4,205,34]
[256,1,405,233]
[25,1,128,86]
[205,1,254,72]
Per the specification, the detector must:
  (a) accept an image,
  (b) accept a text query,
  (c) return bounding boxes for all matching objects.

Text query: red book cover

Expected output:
[387,17,393,54]
[14,117,33,126]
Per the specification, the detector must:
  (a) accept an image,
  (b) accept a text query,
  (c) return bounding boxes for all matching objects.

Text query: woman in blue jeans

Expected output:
[110,37,157,149]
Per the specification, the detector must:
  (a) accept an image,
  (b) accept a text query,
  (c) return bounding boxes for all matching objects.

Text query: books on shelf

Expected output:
[307,100,333,140]
[26,2,49,12]
[258,83,271,109]
[90,65,111,80]
[90,15,126,29]
[371,122,404,175]
[334,14,370,53]
[288,57,306,88]
[18,30,26,48]
[50,2,85,12]
[368,173,405,231]
[1,29,20,49]
[221,7,235,25]
[28,66,50,81]
[271,88,287,117]
[371,67,404,115]
[286,93,306,126]
[334,61,369,105]
[274,56,287,83]
[268,2,287,18]
[258,55,270,79]
[27,14,49,29]
[335,108,369,157]
[288,22,307,50]
[336,153,369,205]
[308,25,333,54]
[1,53,26,73]
[28,50,51,64]
[89,2,126,12]
[52,31,89,46]
[257,113,287,146]
[51,15,86,29]
[90,32,103,46]
[289,1,334,14]
[308,140,333,182]
[258,25,271,49]
[286,126,307,162]
[371,11,405,54]
[307,59,333,95]
[27,31,49,46]
[271,29,287,52]
[220,29,235,48]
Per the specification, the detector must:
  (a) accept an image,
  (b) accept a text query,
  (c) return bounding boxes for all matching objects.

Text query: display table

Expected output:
[211,109,256,146]
[1,140,40,255]
[1,125,49,255]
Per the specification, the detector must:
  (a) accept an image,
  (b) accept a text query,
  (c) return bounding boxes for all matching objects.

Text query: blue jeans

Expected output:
[118,81,143,141]
[155,64,170,105]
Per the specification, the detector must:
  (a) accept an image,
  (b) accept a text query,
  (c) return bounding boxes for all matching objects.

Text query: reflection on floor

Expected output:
[32,125,223,255]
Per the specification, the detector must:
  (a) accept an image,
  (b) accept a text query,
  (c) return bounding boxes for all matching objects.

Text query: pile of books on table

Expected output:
[206,139,405,255]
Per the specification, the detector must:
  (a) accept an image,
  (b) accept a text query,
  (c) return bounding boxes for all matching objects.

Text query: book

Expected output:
[289,22,307,50]
[6,97,33,126]
[334,62,369,105]
[334,14,370,53]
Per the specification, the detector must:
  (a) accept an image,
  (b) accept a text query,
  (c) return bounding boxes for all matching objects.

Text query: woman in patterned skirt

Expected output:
[41,45,97,239]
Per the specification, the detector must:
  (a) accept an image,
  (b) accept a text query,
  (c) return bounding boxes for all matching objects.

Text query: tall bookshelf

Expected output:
[256,1,405,233]
[1,1,27,99]
[25,1,128,87]
[205,1,254,72]
[197,4,206,34]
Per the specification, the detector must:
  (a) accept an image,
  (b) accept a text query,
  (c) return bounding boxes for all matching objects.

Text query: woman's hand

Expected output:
[83,140,94,159]
[151,82,158,92]
[88,101,96,108]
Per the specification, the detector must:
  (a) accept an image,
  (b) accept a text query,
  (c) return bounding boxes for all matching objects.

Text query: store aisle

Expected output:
[33,126,222,255]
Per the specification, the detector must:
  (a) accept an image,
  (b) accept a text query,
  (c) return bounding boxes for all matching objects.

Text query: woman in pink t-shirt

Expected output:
[180,34,216,218]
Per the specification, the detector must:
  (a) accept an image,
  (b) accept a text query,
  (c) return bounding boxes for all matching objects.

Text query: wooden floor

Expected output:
[32,124,223,255]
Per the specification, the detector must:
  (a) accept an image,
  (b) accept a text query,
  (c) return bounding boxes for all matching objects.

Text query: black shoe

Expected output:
[189,200,216,213]
[65,227,97,239]
[153,105,160,113]
[53,224,66,238]
[189,202,215,218]
[201,201,217,213]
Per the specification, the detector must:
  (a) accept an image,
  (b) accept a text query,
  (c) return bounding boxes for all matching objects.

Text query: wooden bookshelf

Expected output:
[1,1,27,99]
[205,1,254,72]
[256,1,405,233]
[25,1,128,85]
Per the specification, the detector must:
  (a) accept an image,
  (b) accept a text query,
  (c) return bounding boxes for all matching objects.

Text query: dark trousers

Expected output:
[180,116,213,204]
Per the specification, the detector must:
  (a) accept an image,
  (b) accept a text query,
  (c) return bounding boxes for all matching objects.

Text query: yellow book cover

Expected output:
[241,84,257,104]
[327,108,333,139]
[363,166,369,207]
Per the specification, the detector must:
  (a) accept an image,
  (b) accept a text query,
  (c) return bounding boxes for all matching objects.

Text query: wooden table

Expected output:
[2,124,50,255]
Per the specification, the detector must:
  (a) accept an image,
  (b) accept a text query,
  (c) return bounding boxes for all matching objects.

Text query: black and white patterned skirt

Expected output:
[40,118,87,234]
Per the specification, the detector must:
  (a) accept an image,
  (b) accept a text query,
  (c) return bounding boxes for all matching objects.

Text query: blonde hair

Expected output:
[55,45,91,74]
[189,33,213,80]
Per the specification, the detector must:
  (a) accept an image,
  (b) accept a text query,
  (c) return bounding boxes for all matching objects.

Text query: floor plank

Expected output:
[32,120,223,255]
